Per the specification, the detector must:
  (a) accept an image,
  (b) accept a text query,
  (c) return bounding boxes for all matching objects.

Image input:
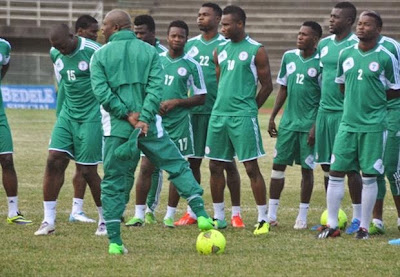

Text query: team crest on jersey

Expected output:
[307,67,317,77]
[369,62,379,72]
[177,67,187,76]
[320,46,328,58]
[238,51,248,61]
[218,50,227,63]
[286,62,296,74]
[342,57,354,72]
[55,58,64,71]
[78,61,89,71]
[187,46,199,57]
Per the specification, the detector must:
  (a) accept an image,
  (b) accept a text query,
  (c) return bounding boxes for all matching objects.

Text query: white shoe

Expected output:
[294,219,307,230]
[95,222,107,236]
[34,221,55,236]
[69,212,96,223]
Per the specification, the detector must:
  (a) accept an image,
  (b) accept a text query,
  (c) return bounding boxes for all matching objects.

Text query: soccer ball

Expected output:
[320,209,348,230]
[196,230,226,255]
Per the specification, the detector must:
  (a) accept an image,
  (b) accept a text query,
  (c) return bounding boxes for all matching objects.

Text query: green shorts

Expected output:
[205,115,265,162]
[314,110,342,164]
[383,109,400,195]
[330,127,387,175]
[190,114,210,158]
[273,128,315,169]
[49,116,102,164]
[163,115,194,157]
[0,115,13,154]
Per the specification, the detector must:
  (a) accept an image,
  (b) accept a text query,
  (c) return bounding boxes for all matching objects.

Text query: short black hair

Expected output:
[134,14,156,32]
[168,20,189,37]
[75,15,98,32]
[334,2,357,25]
[361,10,383,28]
[222,5,246,26]
[303,21,323,38]
[202,2,222,17]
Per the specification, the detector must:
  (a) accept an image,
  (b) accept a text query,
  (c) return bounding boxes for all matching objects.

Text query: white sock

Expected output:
[97,206,104,224]
[372,218,383,226]
[7,196,18,218]
[397,218,400,226]
[213,202,225,220]
[186,206,197,219]
[145,206,153,214]
[257,205,268,222]
[44,201,57,225]
[297,203,309,222]
[71,198,83,215]
[164,206,176,220]
[360,177,378,230]
[134,205,146,220]
[267,199,279,221]
[231,206,241,218]
[327,176,345,228]
[352,204,361,221]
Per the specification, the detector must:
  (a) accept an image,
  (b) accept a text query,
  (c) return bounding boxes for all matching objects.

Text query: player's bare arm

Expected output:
[307,124,316,146]
[159,94,205,115]
[268,85,287,138]
[213,49,220,83]
[1,63,9,79]
[255,46,273,108]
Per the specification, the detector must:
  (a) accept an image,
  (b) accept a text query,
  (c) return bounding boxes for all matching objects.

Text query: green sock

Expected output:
[188,197,208,218]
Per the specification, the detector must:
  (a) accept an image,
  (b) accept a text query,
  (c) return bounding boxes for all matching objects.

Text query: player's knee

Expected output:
[271,170,285,179]
[209,160,224,175]
[0,154,15,170]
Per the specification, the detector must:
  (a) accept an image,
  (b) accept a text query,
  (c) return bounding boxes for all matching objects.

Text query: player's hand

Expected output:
[126,112,140,127]
[159,100,178,116]
[135,121,149,136]
[307,126,315,146]
[268,120,277,137]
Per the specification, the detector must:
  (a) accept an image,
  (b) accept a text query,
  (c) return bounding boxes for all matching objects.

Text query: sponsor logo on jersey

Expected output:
[369,61,379,72]
[343,57,354,72]
[218,50,227,63]
[238,51,248,61]
[78,61,89,71]
[286,62,296,74]
[177,67,187,76]
[307,67,317,77]
[55,58,64,71]
[187,46,199,57]
[320,46,328,58]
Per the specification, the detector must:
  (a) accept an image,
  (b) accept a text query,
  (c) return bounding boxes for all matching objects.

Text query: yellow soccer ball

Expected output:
[196,230,226,255]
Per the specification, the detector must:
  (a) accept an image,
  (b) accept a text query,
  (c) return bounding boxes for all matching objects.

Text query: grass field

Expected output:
[1,108,400,276]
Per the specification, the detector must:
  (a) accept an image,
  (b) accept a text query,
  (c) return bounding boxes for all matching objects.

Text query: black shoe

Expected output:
[316,226,340,239]
[355,227,369,239]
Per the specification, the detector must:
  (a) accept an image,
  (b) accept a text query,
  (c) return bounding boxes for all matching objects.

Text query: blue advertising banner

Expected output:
[1,85,57,109]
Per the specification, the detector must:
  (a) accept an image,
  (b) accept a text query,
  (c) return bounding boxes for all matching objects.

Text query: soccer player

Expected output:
[317,11,400,239]
[206,5,273,235]
[34,24,105,236]
[125,14,167,226]
[267,21,322,230]
[55,15,101,224]
[182,2,243,228]
[90,9,215,255]
[156,20,208,227]
[0,38,32,225]
[314,1,363,234]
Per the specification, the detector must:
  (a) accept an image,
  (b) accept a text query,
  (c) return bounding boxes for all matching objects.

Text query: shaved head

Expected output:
[49,23,72,41]
[101,9,132,42]
[49,23,77,55]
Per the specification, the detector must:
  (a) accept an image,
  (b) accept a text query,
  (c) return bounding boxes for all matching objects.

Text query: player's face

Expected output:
[134,24,155,45]
[77,23,99,41]
[197,7,220,32]
[356,15,381,42]
[50,34,75,55]
[167,27,187,52]
[297,26,317,51]
[329,8,350,34]
[101,17,116,42]
[220,14,240,40]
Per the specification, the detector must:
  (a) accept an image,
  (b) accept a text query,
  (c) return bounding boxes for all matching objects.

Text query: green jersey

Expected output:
[378,35,400,110]
[277,49,321,132]
[336,43,400,132]
[318,33,358,112]
[185,33,226,114]
[213,35,262,117]
[159,52,206,129]
[155,38,167,54]
[51,37,101,121]
[0,38,11,116]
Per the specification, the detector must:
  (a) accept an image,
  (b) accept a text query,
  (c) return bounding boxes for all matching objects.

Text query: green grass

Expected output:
[1,109,399,276]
